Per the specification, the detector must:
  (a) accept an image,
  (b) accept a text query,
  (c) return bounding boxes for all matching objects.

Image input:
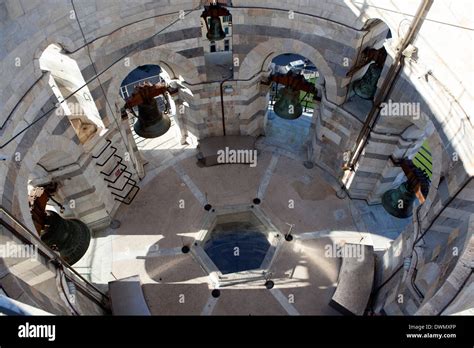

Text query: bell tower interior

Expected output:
[0,0,472,336]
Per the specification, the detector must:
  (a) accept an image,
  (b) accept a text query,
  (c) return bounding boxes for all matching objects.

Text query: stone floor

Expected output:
[73,106,411,315]
[130,112,197,172]
[260,107,313,160]
[80,140,410,315]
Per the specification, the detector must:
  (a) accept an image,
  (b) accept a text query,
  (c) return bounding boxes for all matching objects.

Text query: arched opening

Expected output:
[343,19,392,119]
[262,53,320,158]
[379,124,433,222]
[119,64,196,170]
[200,2,234,81]
[39,44,105,144]
[26,149,96,266]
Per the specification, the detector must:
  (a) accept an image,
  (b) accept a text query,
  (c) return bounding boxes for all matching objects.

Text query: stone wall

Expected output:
[0,0,472,315]
[373,193,473,315]
[0,223,106,315]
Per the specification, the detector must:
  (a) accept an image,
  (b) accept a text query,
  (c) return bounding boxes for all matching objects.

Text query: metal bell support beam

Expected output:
[201,3,230,41]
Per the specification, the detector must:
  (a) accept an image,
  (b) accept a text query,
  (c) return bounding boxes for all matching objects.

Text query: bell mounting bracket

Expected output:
[264,71,316,95]
[346,46,387,77]
[389,156,428,203]
[121,82,177,119]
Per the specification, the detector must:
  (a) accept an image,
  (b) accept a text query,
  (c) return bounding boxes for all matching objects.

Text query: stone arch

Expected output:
[349,17,393,104]
[392,116,448,220]
[362,17,393,39]
[359,12,398,43]
[105,46,202,115]
[16,135,107,233]
[236,38,339,103]
[104,46,203,145]
[253,52,322,155]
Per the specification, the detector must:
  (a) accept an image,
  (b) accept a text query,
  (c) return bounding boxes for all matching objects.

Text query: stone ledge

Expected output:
[330,244,375,315]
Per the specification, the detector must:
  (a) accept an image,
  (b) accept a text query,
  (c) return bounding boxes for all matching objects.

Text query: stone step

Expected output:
[108,275,151,315]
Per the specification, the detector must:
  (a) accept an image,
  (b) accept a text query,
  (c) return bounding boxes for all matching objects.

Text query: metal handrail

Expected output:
[92,145,141,203]
[120,74,164,100]
[0,205,110,309]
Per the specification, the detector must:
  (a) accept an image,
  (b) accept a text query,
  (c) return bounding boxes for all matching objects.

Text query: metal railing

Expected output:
[268,84,318,114]
[120,74,164,100]
[92,140,140,205]
[0,205,110,311]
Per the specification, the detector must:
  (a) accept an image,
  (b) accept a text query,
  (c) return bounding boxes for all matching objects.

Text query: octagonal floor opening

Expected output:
[204,221,271,274]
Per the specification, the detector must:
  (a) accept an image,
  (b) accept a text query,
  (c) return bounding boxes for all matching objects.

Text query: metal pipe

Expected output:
[219,73,233,136]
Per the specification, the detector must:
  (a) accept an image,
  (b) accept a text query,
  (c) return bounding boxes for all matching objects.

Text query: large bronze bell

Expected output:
[134,99,171,138]
[274,87,303,120]
[382,182,416,218]
[353,63,382,100]
[41,211,91,265]
[207,16,226,41]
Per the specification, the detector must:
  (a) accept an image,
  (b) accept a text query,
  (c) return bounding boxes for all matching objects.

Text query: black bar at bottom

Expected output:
[0,315,471,346]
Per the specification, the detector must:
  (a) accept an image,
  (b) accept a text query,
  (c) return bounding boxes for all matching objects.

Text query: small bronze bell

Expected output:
[41,211,91,265]
[274,87,303,120]
[353,63,382,100]
[134,99,171,138]
[381,182,416,218]
[207,16,226,41]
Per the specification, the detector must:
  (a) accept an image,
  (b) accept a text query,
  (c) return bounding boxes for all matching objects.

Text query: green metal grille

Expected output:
[412,140,432,180]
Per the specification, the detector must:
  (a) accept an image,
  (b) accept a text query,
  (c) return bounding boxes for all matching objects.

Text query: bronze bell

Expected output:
[207,16,226,41]
[381,182,416,218]
[134,99,171,138]
[41,211,91,265]
[353,63,382,100]
[274,87,303,120]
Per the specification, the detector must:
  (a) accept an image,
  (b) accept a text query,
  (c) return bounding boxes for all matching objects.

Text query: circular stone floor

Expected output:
[95,149,400,315]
